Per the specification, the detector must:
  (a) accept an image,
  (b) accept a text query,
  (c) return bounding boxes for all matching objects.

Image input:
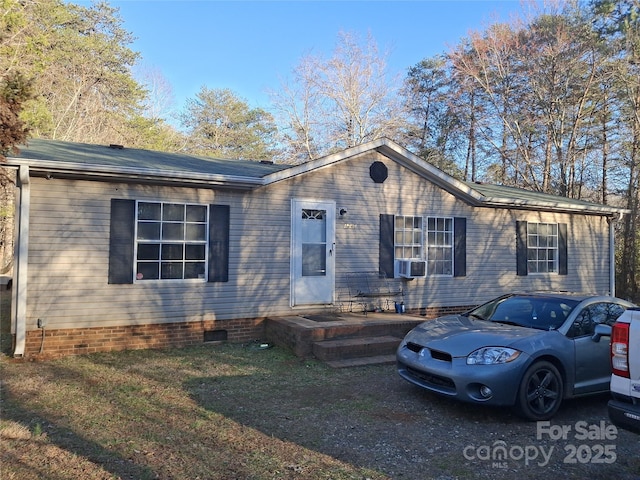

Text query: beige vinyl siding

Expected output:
[24,150,614,331]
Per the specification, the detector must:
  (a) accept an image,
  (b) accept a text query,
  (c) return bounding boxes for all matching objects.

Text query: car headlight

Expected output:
[467,347,521,365]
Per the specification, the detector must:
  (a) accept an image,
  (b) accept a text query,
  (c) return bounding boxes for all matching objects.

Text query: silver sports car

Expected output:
[396,293,636,420]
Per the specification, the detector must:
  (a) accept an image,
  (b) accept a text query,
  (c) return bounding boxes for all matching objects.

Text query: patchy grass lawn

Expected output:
[2,285,639,479]
[1,344,393,480]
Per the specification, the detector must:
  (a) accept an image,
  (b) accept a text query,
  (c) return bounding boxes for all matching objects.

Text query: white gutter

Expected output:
[11,165,30,357]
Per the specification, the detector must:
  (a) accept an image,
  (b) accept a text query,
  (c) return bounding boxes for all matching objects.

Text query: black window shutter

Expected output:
[516,221,528,276]
[558,223,568,275]
[108,199,135,284]
[453,217,466,277]
[209,204,230,282]
[379,214,395,278]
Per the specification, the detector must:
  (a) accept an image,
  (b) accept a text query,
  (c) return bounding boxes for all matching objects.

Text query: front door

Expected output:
[291,199,335,306]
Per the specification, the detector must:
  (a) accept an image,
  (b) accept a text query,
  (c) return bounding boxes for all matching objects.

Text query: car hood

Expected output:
[405,315,544,357]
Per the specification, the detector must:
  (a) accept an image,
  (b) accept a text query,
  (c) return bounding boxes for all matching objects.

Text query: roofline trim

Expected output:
[479,197,630,215]
[263,138,626,214]
[9,139,630,215]
[262,139,392,184]
[9,158,265,189]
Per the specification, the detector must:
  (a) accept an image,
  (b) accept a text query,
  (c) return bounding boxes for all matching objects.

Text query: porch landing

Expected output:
[265,312,425,368]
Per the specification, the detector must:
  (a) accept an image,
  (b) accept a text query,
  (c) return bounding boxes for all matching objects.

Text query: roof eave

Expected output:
[481,197,630,216]
[9,158,266,190]
[374,141,486,204]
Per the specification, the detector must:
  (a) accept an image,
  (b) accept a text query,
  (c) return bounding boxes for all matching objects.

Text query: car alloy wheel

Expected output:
[515,360,564,421]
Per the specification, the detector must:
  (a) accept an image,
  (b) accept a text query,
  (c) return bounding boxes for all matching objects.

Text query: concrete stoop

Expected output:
[265,312,424,368]
[312,335,401,364]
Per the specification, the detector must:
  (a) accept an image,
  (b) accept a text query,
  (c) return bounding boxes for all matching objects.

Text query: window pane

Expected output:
[301,210,326,243]
[161,262,183,279]
[137,222,160,240]
[163,204,184,221]
[162,244,183,260]
[137,262,159,280]
[539,236,548,248]
[186,224,206,241]
[138,202,161,220]
[185,244,205,260]
[186,205,207,222]
[184,262,205,279]
[162,223,184,240]
[137,244,160,260]
[302,244,326,276]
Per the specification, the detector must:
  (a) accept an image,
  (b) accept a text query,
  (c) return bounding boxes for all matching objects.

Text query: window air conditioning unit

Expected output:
[396,259,426,279]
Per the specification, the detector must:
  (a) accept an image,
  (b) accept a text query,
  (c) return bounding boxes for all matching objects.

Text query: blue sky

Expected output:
[106,1,532,113]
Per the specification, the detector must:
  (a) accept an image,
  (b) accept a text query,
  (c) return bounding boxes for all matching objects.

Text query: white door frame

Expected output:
[290,199,336,307]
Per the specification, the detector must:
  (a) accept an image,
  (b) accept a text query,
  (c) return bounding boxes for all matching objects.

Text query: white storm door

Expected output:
[291,199,335,306]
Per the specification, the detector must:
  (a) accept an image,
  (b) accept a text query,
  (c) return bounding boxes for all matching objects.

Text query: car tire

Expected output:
[515,361,564,421]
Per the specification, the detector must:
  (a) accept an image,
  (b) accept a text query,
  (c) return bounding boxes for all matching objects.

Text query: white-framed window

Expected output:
[426,217,453,275]
[395,216,423,260]
[527,222,558,273]
[135,201,208,281]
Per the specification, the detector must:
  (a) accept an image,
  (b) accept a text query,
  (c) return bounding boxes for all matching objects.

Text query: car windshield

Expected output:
[466,295,581,330]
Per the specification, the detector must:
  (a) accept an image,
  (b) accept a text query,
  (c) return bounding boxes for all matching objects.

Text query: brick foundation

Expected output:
[22,317,266,359]
[17,305,475,360]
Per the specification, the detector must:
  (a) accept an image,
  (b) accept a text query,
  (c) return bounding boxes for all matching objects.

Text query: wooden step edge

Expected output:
[325,354,398,368]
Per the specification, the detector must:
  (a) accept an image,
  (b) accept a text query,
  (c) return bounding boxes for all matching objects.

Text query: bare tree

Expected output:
[135,64,176,122]
[270,31,407,161]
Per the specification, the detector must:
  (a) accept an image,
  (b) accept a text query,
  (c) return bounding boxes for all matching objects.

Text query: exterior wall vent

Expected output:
[203,329,228,343]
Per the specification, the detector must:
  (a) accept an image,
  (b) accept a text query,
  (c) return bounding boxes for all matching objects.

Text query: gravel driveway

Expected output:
[199,360,640,480]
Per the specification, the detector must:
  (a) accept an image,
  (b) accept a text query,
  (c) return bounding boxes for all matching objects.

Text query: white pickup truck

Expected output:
[608,307,640,433]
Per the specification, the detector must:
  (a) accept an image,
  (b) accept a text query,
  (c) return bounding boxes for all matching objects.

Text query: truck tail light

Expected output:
[611,322,630,378]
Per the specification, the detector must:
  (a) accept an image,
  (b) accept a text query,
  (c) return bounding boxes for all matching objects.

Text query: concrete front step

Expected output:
[312,335,402,363]
[325,354,397,368]
[265,313,423,359]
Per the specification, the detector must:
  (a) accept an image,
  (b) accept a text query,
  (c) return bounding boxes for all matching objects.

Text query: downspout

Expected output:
[608,214,620,297]
[11,165,30,357]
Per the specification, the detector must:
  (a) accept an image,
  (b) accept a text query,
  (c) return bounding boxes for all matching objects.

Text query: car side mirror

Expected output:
[592,324,612,342]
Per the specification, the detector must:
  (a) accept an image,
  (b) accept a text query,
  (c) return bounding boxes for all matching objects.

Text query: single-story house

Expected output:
[3,138,627,358]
